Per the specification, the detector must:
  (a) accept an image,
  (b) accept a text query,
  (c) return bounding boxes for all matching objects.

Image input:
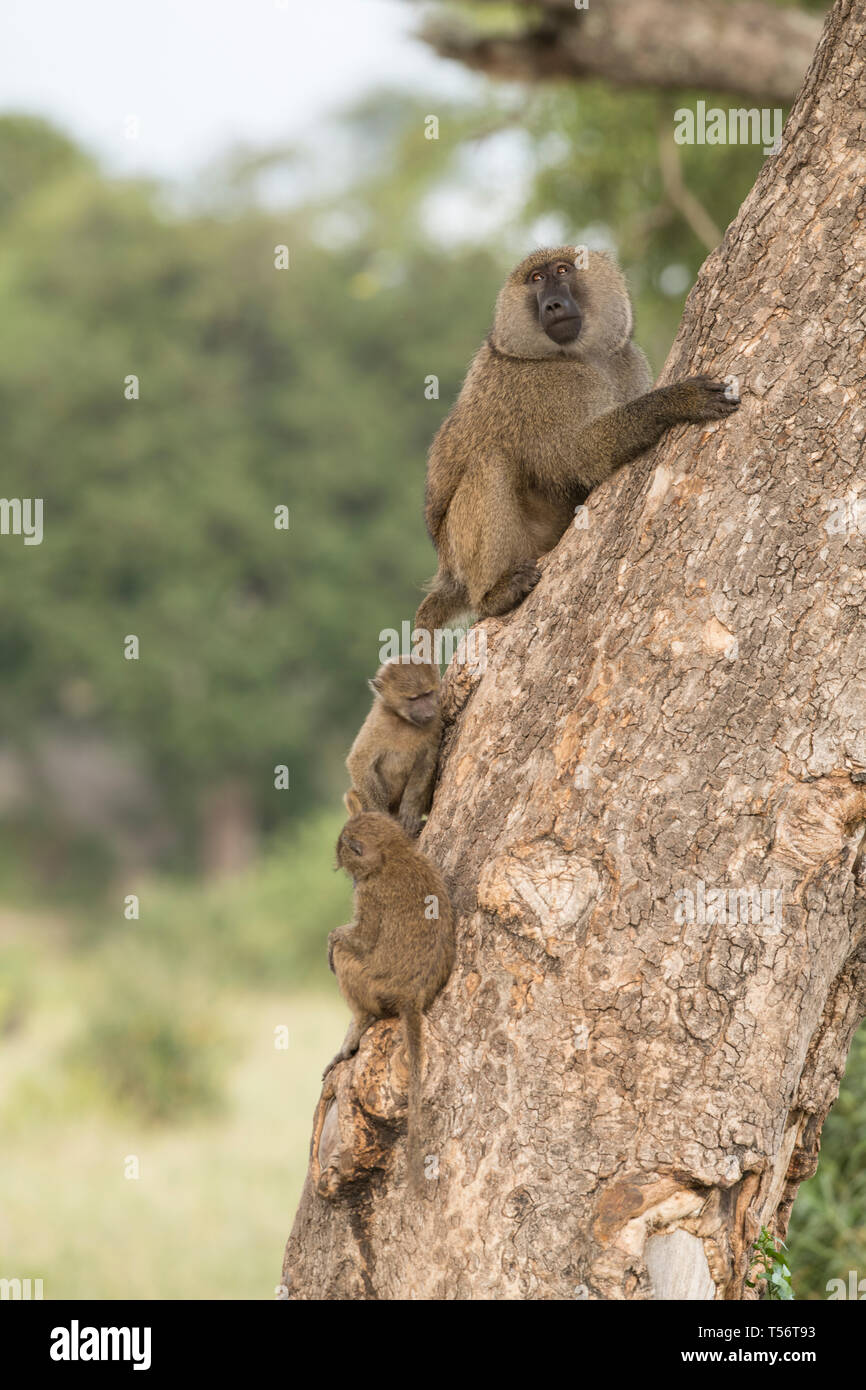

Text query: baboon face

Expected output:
[336,811,405,879]
[371,658,440,727]
[527,257,582,345]
[491,247,634,361]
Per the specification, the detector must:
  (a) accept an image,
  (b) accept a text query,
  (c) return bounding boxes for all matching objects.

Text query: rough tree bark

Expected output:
[283,0,866,1299]
[421,0,822,104]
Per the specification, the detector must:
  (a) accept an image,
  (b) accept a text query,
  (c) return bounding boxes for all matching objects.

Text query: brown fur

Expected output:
[325,797,456,1191]
[416,246,739,632]
[345,657,442,838]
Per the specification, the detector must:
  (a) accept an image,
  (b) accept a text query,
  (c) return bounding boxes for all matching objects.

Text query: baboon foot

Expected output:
[479,562,541,618]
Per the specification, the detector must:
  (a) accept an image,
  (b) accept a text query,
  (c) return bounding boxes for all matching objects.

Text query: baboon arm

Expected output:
[353,764,391,814]
[398,745,438,834]
[328,920,374,972]
[565,388,685,490]
[559,379,735,492]
[342,914,383,953]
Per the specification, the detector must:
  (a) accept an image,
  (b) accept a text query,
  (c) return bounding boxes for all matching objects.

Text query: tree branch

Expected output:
[656,119,722,250]
[420,0,823,104]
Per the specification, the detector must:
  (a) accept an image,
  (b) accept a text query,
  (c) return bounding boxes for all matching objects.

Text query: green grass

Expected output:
[0,808,354,1298]
[0,953,346,1298]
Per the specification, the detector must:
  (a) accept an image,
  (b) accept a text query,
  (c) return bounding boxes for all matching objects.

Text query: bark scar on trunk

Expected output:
[773,777,866,878]
[310,1019,409,1200]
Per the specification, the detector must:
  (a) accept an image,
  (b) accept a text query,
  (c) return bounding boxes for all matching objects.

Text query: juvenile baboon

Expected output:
[345,657,441,838]
[416,247,740,632]
[325,792,455,1190]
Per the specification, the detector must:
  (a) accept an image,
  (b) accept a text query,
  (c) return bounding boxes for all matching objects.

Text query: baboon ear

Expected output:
[369,678,383,696]
[344,789,364,817]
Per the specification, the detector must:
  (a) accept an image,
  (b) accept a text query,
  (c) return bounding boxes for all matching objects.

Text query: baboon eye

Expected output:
[348,839,363,855]
[556,263,570,274]
[530,271,543,282]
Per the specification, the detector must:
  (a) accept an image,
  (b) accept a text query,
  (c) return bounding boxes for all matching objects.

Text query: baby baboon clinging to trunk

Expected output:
[326,793,455,1190]
[345,657,441,838]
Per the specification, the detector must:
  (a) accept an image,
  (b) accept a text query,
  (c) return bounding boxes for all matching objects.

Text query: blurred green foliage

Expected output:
[66,972,230,1125]
[787,1028,866,1299]
[0,942,34,1036]
[61,806,348,1123]
[83,807,350,987]
[0,116,493,869]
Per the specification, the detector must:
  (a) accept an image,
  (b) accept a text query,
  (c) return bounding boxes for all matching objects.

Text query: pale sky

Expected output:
[0,0,475,180]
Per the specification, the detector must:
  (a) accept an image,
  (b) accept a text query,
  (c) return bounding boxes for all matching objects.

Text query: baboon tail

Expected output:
[403,1005,425,1194]
[415,575,469,640]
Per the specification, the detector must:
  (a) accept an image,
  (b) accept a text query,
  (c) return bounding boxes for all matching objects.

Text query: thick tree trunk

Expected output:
[283,0,866,1300]
[422,0,822,104]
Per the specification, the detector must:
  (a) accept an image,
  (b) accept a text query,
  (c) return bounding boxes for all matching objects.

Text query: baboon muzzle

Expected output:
[537,281,581,344]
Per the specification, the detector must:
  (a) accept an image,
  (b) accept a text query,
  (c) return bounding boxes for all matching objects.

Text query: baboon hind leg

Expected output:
[322,1009,377,1078]
[450,462,541,619]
